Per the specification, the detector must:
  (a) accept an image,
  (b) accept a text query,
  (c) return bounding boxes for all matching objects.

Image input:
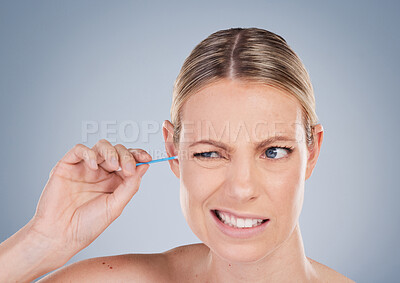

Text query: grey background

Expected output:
[0,1,399,282]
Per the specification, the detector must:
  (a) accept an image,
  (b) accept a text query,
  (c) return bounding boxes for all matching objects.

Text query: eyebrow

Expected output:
[188,136,297,152]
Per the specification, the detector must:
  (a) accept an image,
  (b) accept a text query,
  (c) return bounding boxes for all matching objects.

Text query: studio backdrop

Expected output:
[0,1,399,282]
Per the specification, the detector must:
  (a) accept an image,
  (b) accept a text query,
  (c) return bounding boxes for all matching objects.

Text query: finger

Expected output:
[128,148,152,163]
[107,164,150,218]
[92,139,119,172]
[61,144,98,170]
[114,144,137,176]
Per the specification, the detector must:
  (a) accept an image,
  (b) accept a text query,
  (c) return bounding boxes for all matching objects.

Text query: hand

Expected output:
[30,139,151,262]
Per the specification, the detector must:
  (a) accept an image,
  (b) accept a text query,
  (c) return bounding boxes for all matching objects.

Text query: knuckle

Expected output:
[94,139,110,150]
[74,144,91,159]
[105,148,117,160]
[74,143,86,151]
[130,149,151,159]
[86,149,97,159]
[114,145,131,161]
[115,143,126,150]
[94,139,107,149]
[110,150,119,160]
[99,139,110,144]
[129,148,144,155]
[122,153,133,162]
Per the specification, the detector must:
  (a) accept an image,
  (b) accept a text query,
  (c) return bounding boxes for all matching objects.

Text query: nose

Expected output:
[224,156,260,202]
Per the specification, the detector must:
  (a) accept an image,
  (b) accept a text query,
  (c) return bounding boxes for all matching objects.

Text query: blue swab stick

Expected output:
[116,155,178,171]
[136,155,178,166]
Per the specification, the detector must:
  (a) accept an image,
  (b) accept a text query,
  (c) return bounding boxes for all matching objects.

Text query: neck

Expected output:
[203,223,317,283]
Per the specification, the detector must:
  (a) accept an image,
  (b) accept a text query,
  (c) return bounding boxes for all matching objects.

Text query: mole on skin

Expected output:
[102,262,113,269]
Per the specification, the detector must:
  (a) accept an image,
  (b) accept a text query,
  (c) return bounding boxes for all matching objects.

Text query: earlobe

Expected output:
[305,124,324,180]
[162,120,180,179]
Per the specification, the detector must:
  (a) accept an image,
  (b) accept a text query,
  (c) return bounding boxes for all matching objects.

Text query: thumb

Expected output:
[108,164,150,218]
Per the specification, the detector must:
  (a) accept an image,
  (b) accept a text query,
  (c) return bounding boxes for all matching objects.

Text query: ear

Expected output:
[305,124,324,180]
[162,120,180,179]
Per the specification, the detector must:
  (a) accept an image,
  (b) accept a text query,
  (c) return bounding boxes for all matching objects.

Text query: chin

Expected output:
[209,240,277,263]
[184,210,283,264]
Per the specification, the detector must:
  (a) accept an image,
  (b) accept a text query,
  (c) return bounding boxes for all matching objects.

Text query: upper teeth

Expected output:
[215,210,265,228]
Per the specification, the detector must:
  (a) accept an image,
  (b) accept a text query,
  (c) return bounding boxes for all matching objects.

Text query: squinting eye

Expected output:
[193,151,221,159]
[265,147,292,159]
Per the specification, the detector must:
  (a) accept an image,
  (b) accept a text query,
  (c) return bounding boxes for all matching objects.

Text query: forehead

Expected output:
[180,80,304,143]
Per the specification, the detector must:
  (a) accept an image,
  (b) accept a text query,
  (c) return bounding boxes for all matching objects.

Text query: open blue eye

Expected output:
[265,147,292,159]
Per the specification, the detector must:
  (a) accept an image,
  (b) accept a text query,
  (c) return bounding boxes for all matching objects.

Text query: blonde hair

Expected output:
[171,27,318,148]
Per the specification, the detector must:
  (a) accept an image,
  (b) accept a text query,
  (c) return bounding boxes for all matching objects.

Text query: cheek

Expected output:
[266,155,307,224]
[179,160,223,236]
[180,161,221,203]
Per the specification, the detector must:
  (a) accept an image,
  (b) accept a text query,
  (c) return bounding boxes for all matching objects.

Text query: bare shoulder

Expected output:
[307,257,355,283]
[161,243,210,281]
[37,244,206,283]
[162,242,209,260]
[37,252,172,282]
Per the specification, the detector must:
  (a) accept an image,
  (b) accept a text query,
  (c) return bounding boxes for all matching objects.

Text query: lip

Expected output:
[212,208,268,220]
[210,209,269,239]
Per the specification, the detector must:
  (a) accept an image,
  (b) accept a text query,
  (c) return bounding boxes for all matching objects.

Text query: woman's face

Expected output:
[164,79,321,263]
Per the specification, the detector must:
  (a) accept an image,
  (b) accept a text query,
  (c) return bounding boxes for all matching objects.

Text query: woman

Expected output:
[0,27,354,282]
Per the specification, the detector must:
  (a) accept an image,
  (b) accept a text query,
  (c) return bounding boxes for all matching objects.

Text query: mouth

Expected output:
[212,209,269,229]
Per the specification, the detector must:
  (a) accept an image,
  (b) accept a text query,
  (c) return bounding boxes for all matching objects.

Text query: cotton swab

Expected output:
[116,155,178,171]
